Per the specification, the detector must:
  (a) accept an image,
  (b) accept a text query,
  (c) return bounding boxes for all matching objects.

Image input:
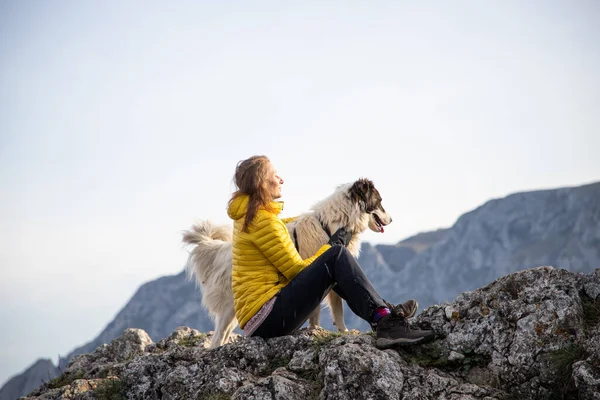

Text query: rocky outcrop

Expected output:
[21,266,600,400]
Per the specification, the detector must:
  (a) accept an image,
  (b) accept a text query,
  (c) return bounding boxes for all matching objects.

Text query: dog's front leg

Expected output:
[308,306,321,329]
[328,292,348,332]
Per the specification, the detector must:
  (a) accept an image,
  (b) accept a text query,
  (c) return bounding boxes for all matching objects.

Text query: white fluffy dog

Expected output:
[182,178,392,348]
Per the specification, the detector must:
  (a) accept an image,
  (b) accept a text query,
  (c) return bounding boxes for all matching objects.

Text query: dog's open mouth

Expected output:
[373,213,385,233]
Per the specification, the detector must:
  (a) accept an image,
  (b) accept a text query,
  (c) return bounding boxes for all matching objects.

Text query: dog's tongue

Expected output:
[380,226,384,233]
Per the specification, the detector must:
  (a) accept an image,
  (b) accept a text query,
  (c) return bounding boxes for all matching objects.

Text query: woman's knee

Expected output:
[328,244,348,257]
[319,245,355,270]
[328,244,356,263]
[340,244,354,255]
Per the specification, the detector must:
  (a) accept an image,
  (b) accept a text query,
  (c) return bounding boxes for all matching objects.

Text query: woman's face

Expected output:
[265,162,284,199]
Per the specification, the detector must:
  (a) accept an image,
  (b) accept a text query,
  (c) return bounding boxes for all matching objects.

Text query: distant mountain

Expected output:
[0,360,56,400]
[397,228,450,252]
[383,181,600,309]
[3,181,599,400]
[374,228,450,273]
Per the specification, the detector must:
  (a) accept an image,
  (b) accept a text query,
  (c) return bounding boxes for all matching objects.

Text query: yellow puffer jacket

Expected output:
[228,194,330,328]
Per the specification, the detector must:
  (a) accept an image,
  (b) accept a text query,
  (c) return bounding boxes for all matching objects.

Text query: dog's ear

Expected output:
[349,178,381,212]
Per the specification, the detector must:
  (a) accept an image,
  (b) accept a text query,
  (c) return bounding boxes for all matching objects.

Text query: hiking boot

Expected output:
[376,303,435,349]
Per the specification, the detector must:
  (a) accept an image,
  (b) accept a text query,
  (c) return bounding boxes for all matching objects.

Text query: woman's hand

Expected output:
[328,227,353,247]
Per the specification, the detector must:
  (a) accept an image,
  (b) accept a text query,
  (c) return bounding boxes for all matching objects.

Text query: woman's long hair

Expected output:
[229,155,276,232]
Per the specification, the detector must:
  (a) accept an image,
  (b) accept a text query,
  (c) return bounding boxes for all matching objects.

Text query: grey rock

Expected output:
[20,267,600,400]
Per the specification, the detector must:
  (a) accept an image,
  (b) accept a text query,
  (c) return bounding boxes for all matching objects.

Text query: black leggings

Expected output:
[251,245,387,339]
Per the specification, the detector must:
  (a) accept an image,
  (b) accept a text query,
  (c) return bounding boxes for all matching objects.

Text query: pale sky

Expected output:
[1,0,599,387]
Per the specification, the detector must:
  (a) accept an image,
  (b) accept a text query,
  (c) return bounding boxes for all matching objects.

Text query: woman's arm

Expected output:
[254,217,329,280]
[280,216,298,225]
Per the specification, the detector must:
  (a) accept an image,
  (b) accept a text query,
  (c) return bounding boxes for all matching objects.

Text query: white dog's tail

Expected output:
[182,221,238,346]
[182,220,233,290]
[182,220,232,245]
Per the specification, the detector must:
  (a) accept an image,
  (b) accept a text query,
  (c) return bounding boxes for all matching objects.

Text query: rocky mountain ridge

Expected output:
[20,267,600,399]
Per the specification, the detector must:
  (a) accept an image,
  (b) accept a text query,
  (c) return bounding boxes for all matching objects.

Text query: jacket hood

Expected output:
[227,194,284,221]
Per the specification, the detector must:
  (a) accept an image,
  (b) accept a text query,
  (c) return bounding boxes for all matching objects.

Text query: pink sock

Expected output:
[372,306,391,324]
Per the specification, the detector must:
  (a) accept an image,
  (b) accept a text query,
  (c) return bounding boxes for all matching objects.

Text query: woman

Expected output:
[228,155,435,348]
